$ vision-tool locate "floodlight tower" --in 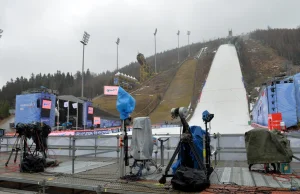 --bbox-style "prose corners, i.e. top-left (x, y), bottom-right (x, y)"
top-left (187, 31), bottom-right (191, 56)
top-left (177, 30), bottom-right (180, 63)
top-left (154, 28), bottom-right (157, 73)
top-left (80, 31), bottom-right (90, 98)
top-left (116, 38), bottom-right (120, 70)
